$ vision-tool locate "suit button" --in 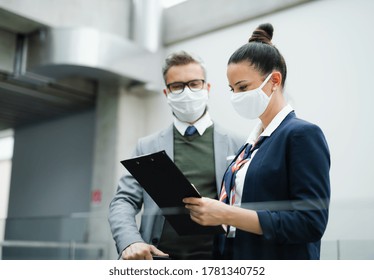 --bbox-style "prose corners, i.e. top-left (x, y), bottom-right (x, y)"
top-left (151, 238), bottom-right (158, 244)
